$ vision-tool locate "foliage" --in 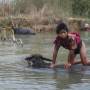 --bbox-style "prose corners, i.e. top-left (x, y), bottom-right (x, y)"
top-left (0, 0), bottom-right (89, 18)
top-left (72, 0), bottom-right (90, 18)
top-left (11, 0), bottom-right (90, 18)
